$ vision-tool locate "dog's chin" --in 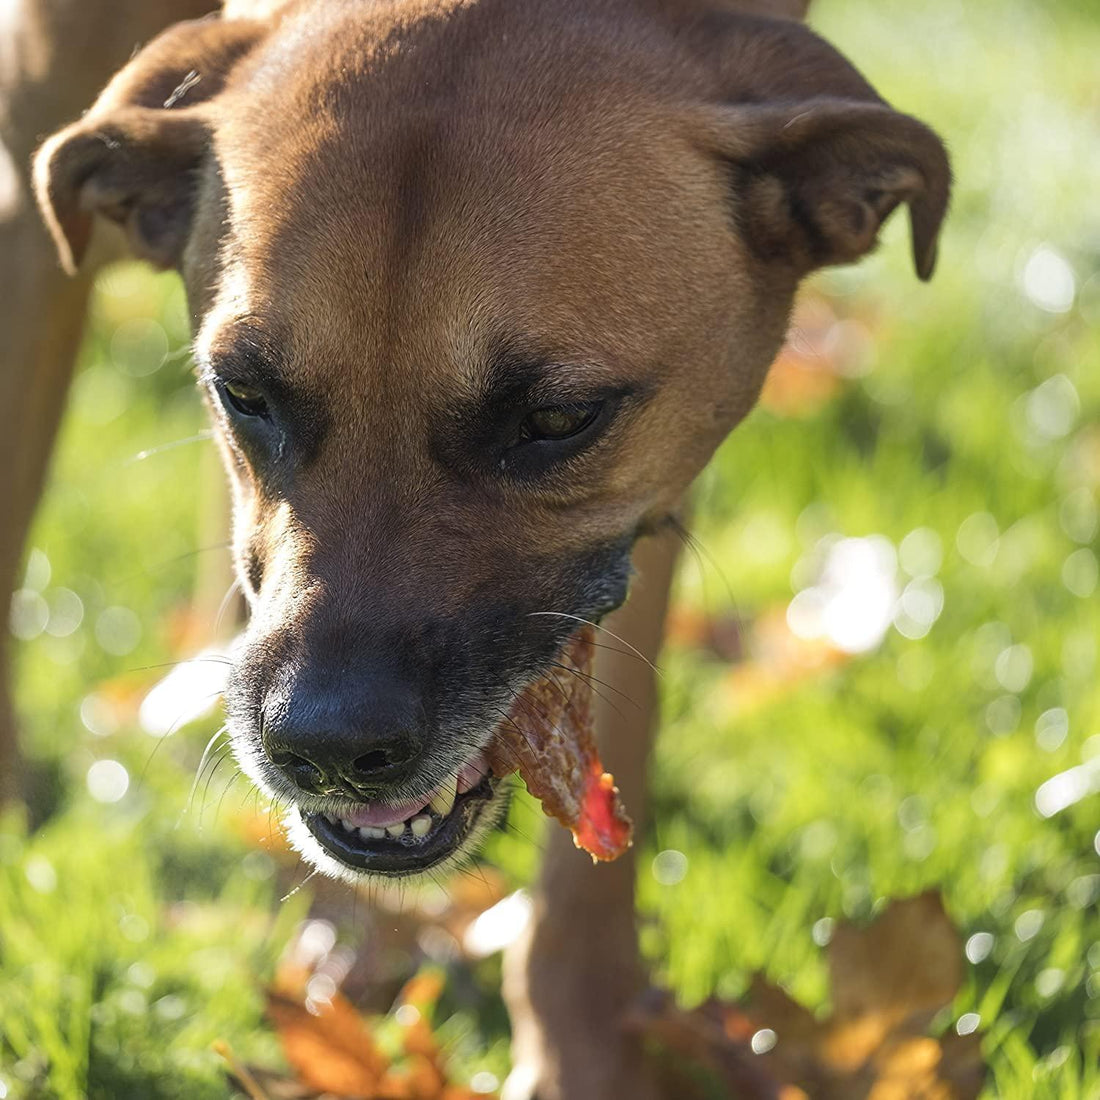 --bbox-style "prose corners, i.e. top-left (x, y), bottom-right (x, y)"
top-left (281, 775), bottom-right (511, 883)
